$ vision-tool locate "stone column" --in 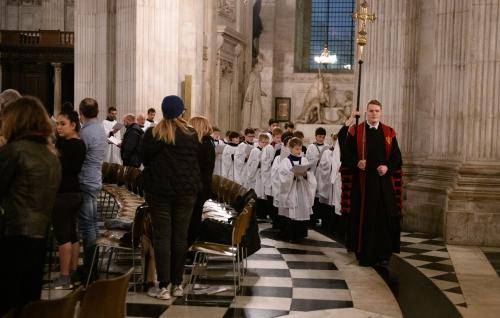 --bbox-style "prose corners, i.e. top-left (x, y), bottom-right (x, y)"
top-left (74, 0), bottom-right (115, 116)
top-left (51, 62), bottom-right (62, 115)
top-left (42, 0), bottom-right (65, 30)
